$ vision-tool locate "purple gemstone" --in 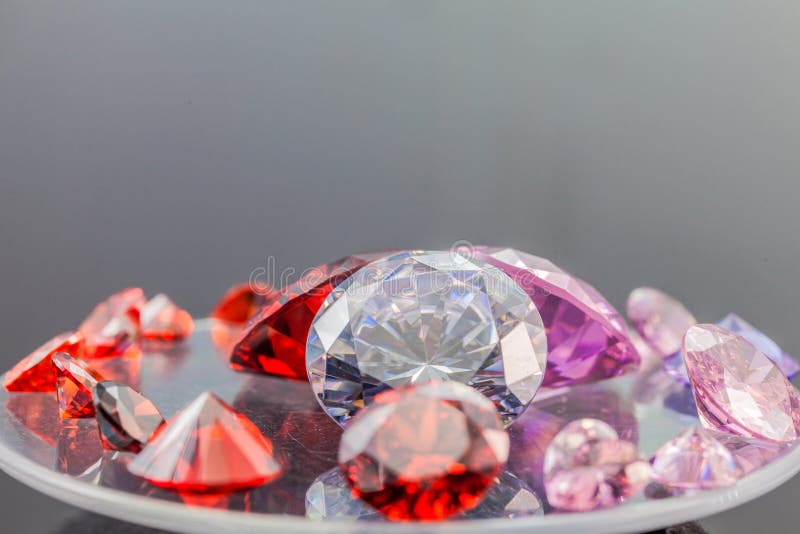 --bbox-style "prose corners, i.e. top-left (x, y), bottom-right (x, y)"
top-left (476, 247), bottom-right (639, 388)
